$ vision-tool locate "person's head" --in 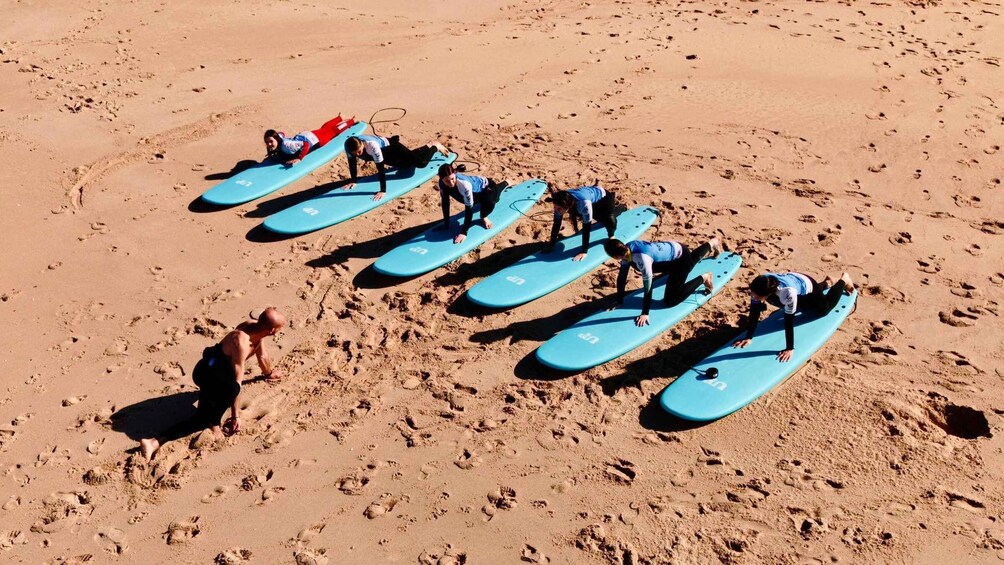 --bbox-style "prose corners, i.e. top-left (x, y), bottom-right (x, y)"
top-left (345, 137), bottom-right (364, 157)
top-left (256, 307), bottom-right (287, 336)
top-left (603, 239), bottom-right (629, 260)
top-left (438, 163), bottom-right (457, 188)
top-left (749, 275), bottom-right (778, 302)
top-left (264, 130), bottom-right (281, 154)
top-left (552, 190), bottom-right (573, 213)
